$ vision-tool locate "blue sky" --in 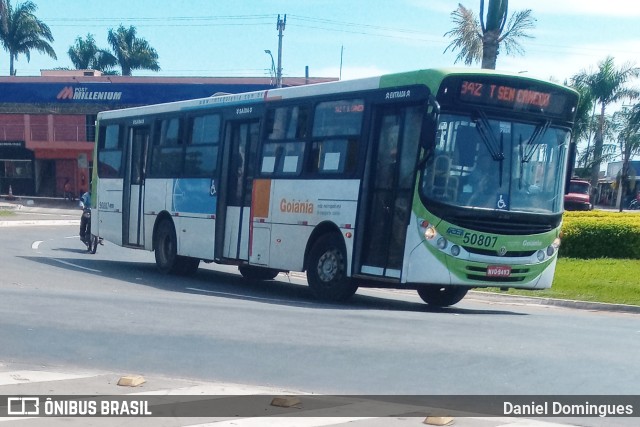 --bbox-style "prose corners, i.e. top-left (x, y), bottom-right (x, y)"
top-left (5, 0), bottom-right (640, 85)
